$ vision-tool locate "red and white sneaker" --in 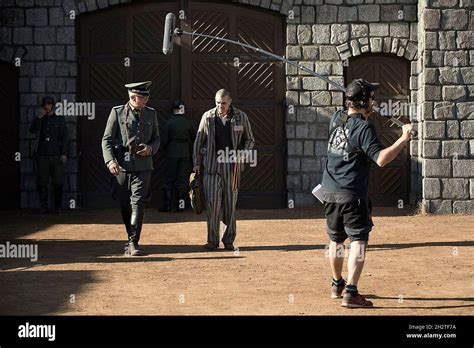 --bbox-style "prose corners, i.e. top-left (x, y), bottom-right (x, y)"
top-left (341, 291), bottom-right (373, 308)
